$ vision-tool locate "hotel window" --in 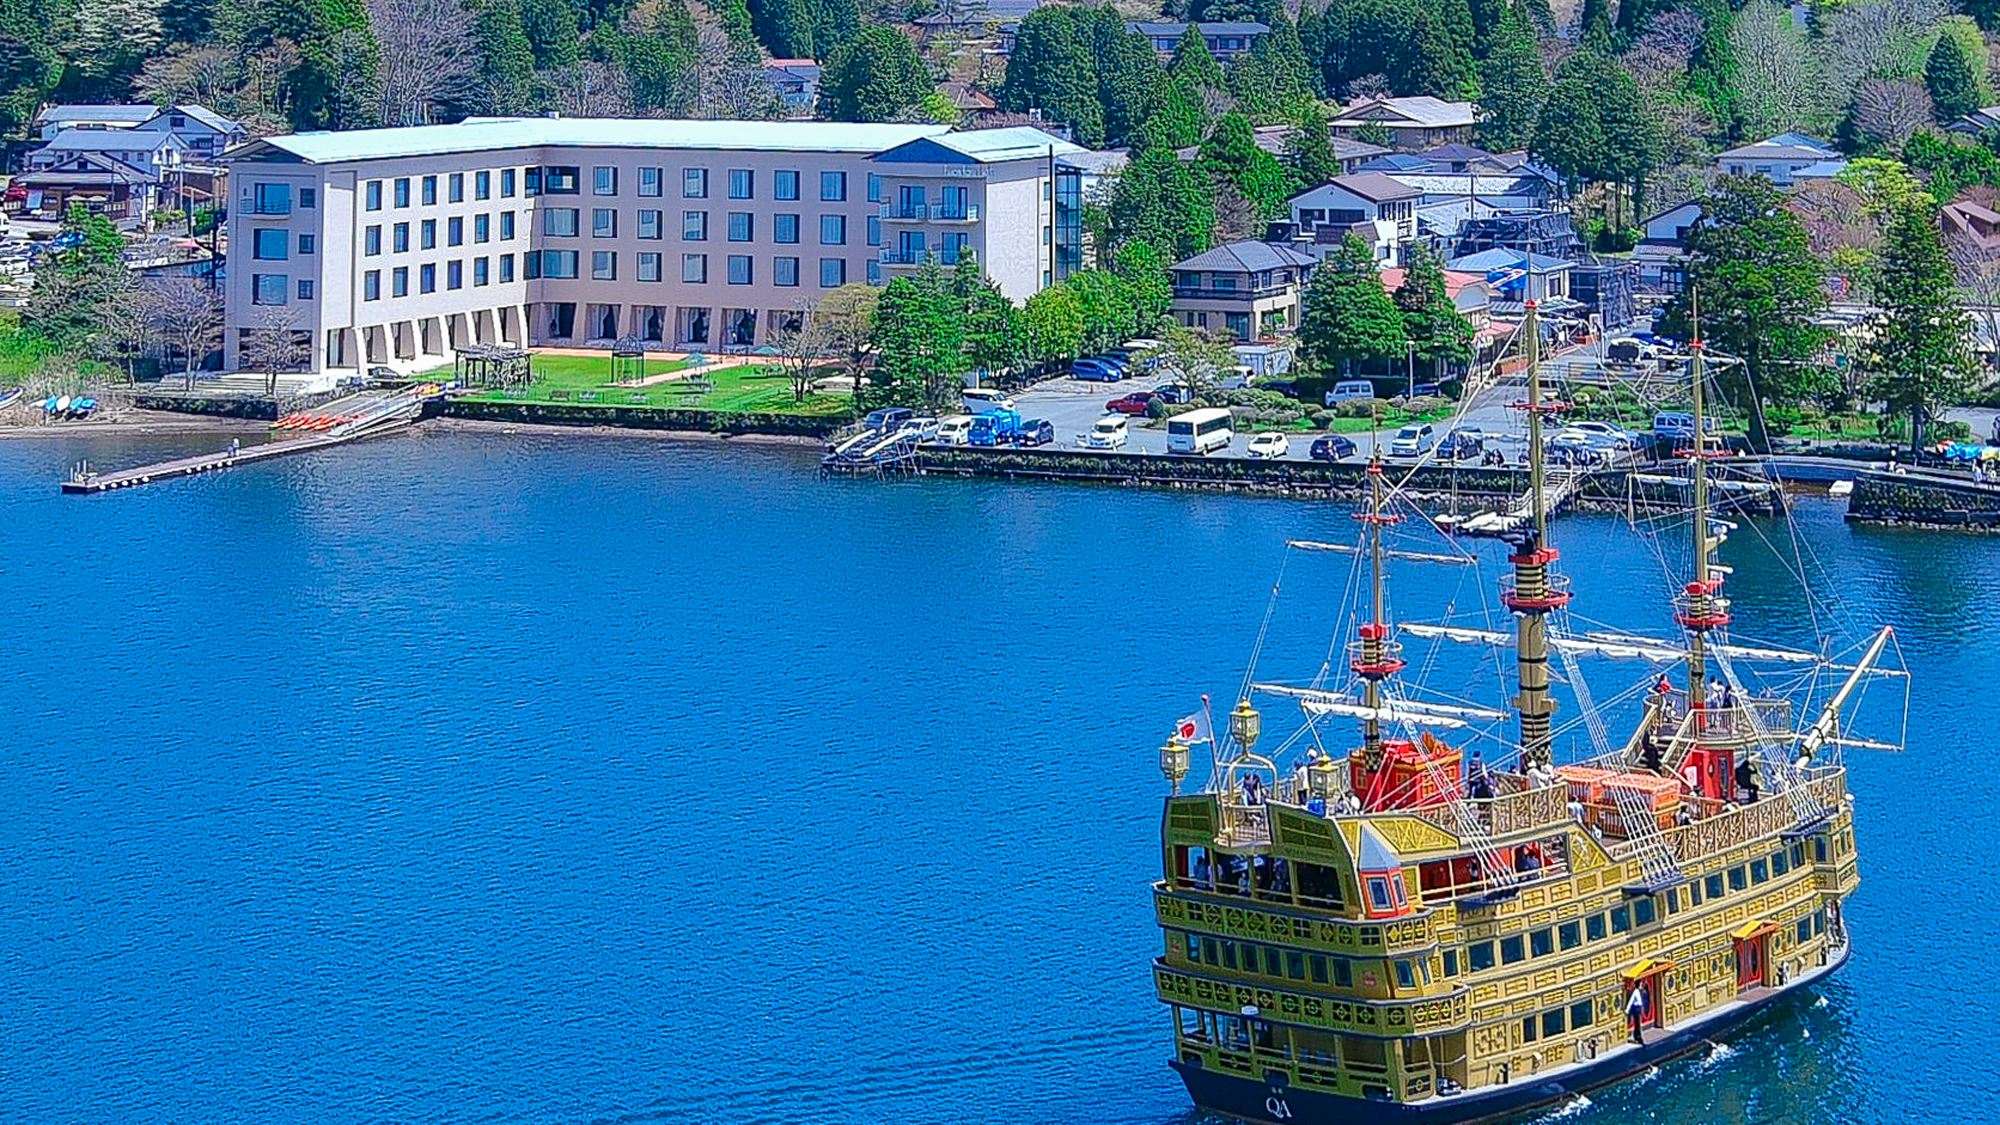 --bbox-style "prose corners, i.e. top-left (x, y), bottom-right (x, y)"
top-left (683, 253), bottom-right (707, 283)
top-left (363, 270), bottom-right (380, 300)
top-left (543, 250), bottom-right (578, 278)
top-left (252, 182), bottom-right (291, 213)
top-left (638, 251), bottom-right (662, 281)
top-left (867, 215), bottom-right (880, 247)
top-left (544, 208), bottom-right (579, 237)
top-left (866, 173), bottom-right (881, 202)
top-left (638, 210), bottom-right (662, 239)
top-left (501, 212), bottom-right (516, 240)
top-left (421, 219), bottom-right (436, 249)
top-left (421, 175), bottom-right (437, 205)
top-left (449, 173), bottom-right (464, 202)
top-left (392, 267), bottom-right (409, 296)
top-left (393, 223), bottom-right (410, 252)
top-left (544, 166), bottom-right (579, 193)
top-left (475, 170), bottom-right (491, 199)
top-left (594, 208), bottom-right (618, 237)
top-left (252, 228), bottom-right (287, 259)
top-left (473, 257), bottom-right (489, 286)
top-left (683, 168), bottom-right (708, 198)
top-left (447, 217), bottom-right (463, 246)
top-left (594, 166), bottom-right (617, 195)
top-left (728, 212), bottom-right (753, 241)
top-left (592, 250), bottom-right (617, 280)
top-left (638, 167), bottom-right (663, 197)
top-left (447, 260), bottom-right (463, 289)
top-left (729, 168), bottom-right (753, 199)
top-left (300, 187), bottom-right (316, 208)
top-left (684, 211), bottom-right (707, 240)
top-left (252, 274), bottom-right (287, 304)
top-left (819, 257), bottom-right (845, 287)
top-left (727, 254), bottom-right (751, 284)
top-left (394, 177), bottom-right (410, 206)
top-left (819, 214), bottom-right (845, 245)
top-left (501, 168), bottom-right (516, 197)
top-left (474, 214), bottom-right (489, 243)
top-left (419, 263), bottom-right (436, 292)
top-left (298, 233), bottom-right (315, 255)
top-left (820, 170), bottom-right (846, 201)
top-left (774, 213), bottom-right (799, 243)
top-left (525, 168), bottom-right (542, 196)
top-left (775, 169), bottom-right (800, 200)
top-left (774, 256), bottom-right (798, 286)
top-left (366, 180), bottom-right (383, 210)
top-left (499, 254), bottom-right (514, 282)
